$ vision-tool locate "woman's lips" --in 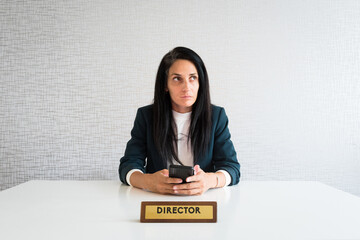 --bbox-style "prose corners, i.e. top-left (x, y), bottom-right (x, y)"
top-left (181, 96), bottom-right (192, 99)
